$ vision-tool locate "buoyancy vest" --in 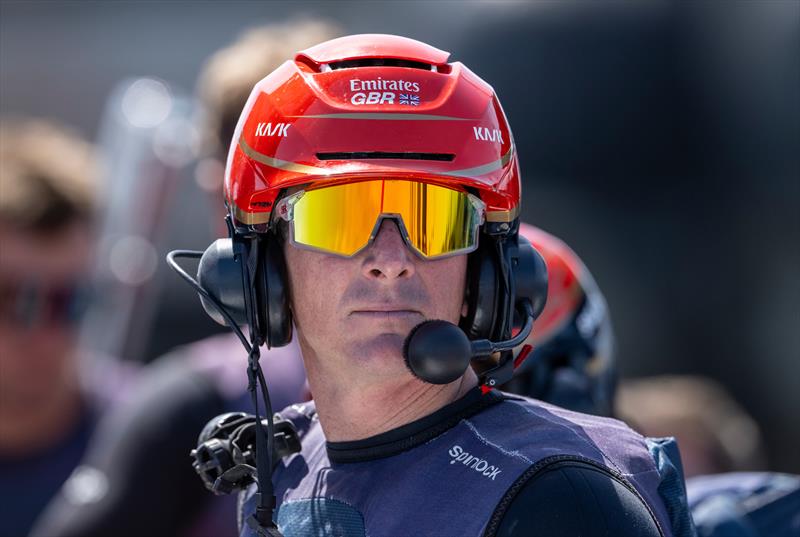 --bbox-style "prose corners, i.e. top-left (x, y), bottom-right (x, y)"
top-left (239, 389), bottom-right (682, 537)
